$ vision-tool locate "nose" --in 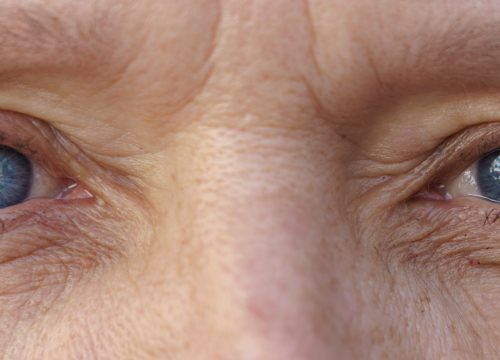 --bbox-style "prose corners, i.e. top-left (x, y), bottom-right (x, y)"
top-left (163, 0), bottom-right (363, 354)
top-left (230, 195), bottom-right (359, 360)
top-left (181, 120), bottom-right (360, 360)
